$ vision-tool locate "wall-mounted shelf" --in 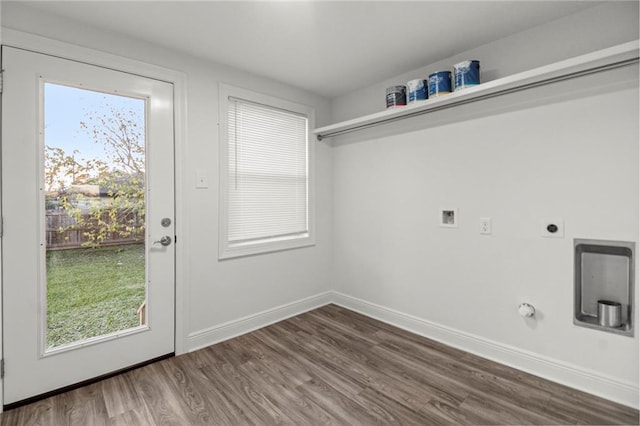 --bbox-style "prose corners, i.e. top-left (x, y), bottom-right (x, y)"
top-left (314, 40), bottom-right (639, 141)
